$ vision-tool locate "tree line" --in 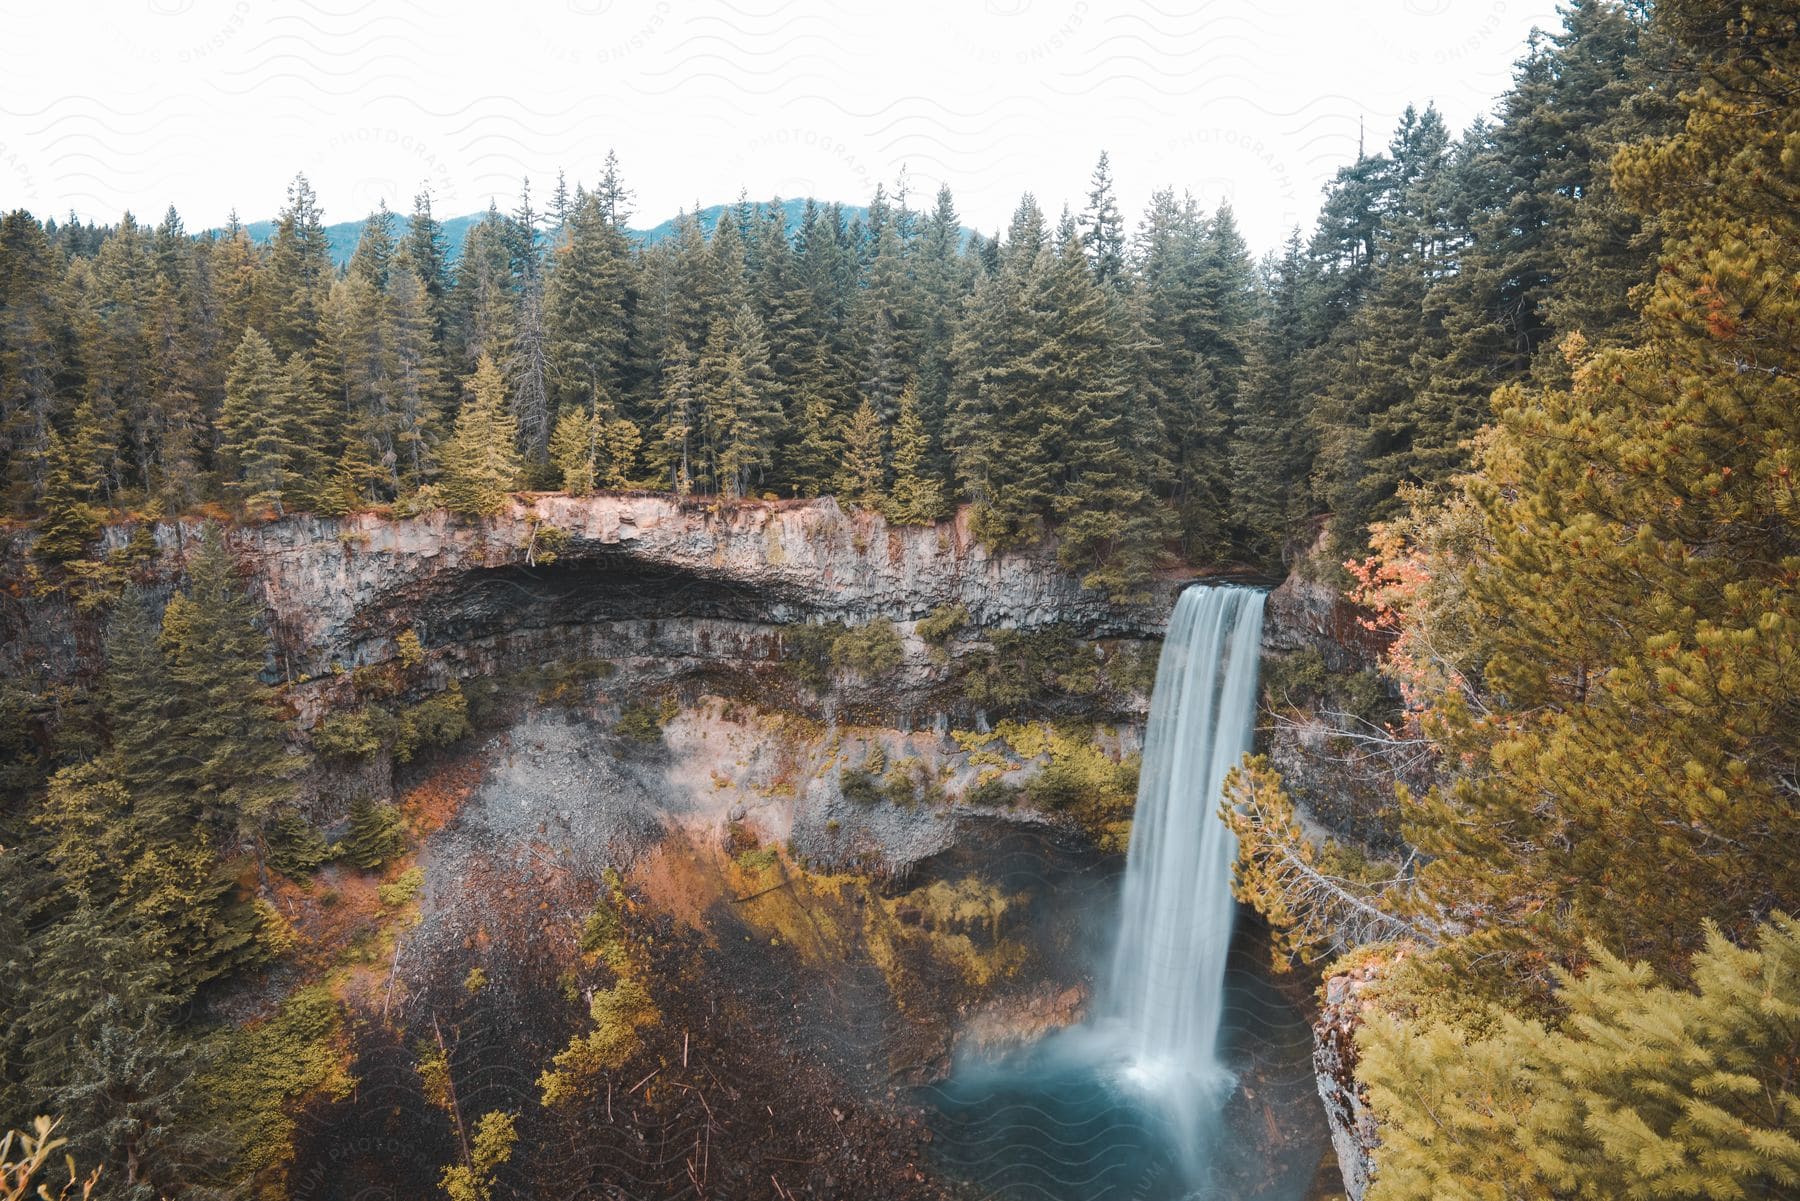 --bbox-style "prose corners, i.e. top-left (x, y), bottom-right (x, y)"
top-left (4, 0), bottom-right (1675, 596)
